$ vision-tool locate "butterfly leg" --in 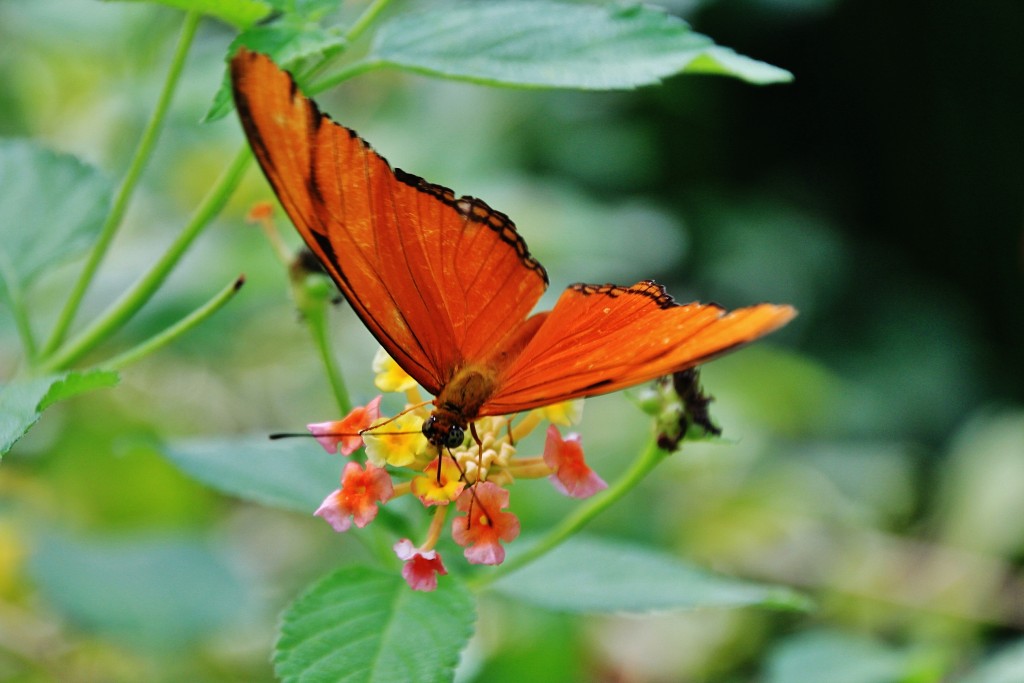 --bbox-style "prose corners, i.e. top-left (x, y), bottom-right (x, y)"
top-left (470, 422), bottom-right (485, 483)
top-left (443, 445), bottom-right (489, 530)
top-left (470, 422), bottom-right (484, 448)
